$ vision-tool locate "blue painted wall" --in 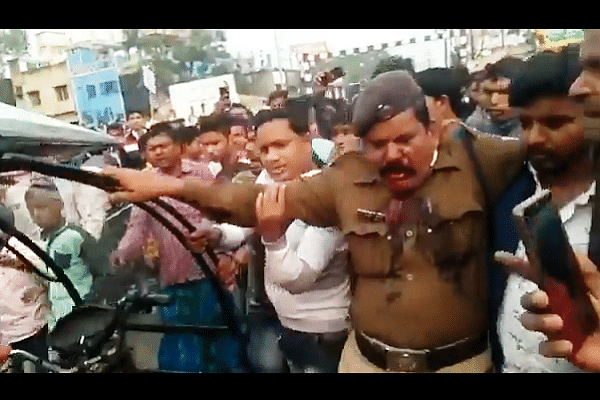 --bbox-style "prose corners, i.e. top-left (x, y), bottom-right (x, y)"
top-left (68, 48), bottom-right (126, 129)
